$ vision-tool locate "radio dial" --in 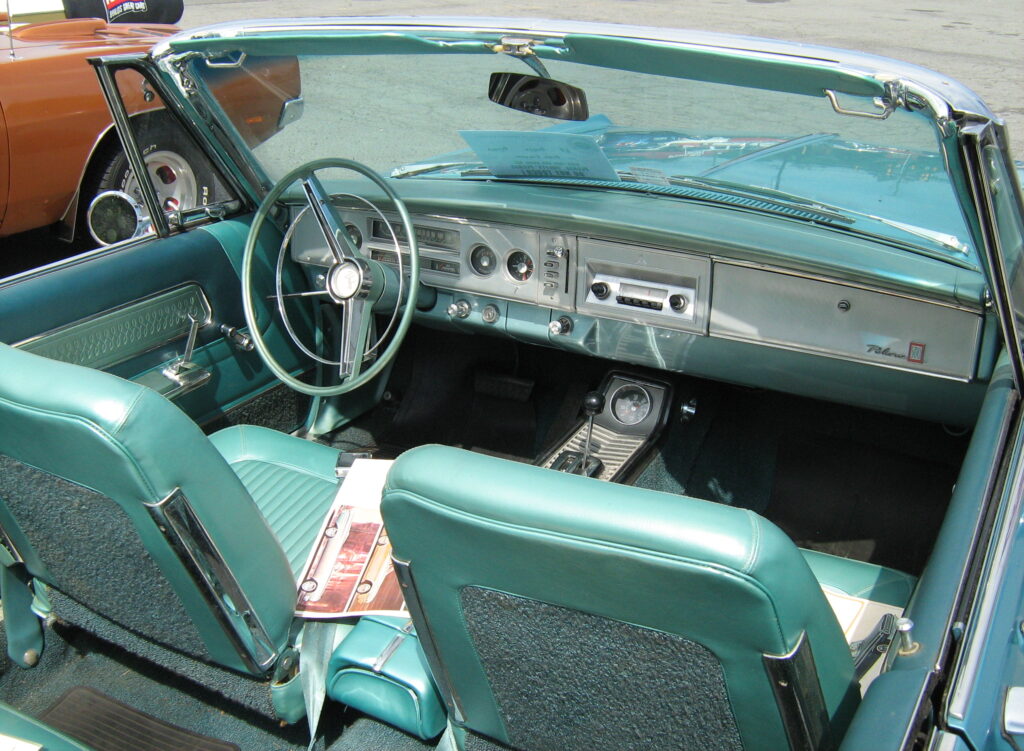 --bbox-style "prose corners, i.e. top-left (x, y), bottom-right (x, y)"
top-left (591, 281), bottom-right (611, 300)
top-left (669, 294), bottom-right (689, 312)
